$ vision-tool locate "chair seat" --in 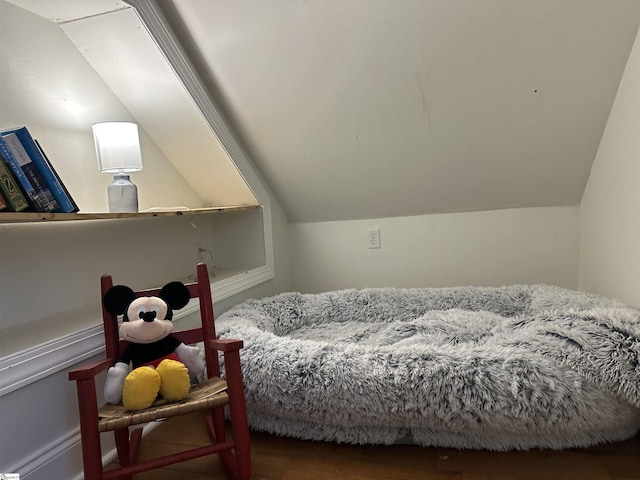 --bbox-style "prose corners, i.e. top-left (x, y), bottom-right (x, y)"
top-left (98, 376), bottom-right (229, 432)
